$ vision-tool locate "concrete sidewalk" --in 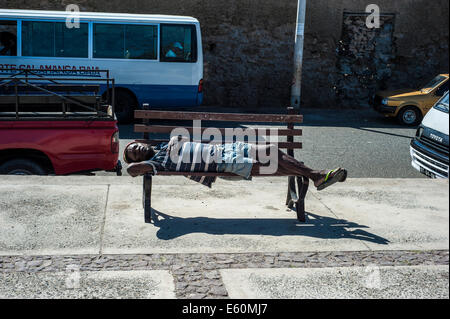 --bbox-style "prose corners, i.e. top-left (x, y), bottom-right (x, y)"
top-left (1, 176), bottom-right (448, 255)
top-left (0, 176), bottom-right (448, 299)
